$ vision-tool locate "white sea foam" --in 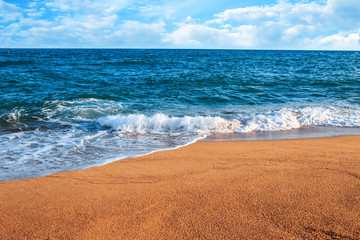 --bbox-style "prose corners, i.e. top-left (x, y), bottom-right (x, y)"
top-left (0, 126), bottom-right (204, 181)
top-left (97, 113), bottom-right (241, 134)
top-left (43, 98), bottom-right (123, 120)
top-left (97, 106), bottom-right (360, 134)
top-left (297, 106), bottom-right (360, 127)
top-left (3, 109), bottom-right (24, 124)
top-left (236, 109), bottom-right (300, 133)
top-left (1, 105), bottom-right (360, 182)
top-left (237, 106), bottom-right (360, 132)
